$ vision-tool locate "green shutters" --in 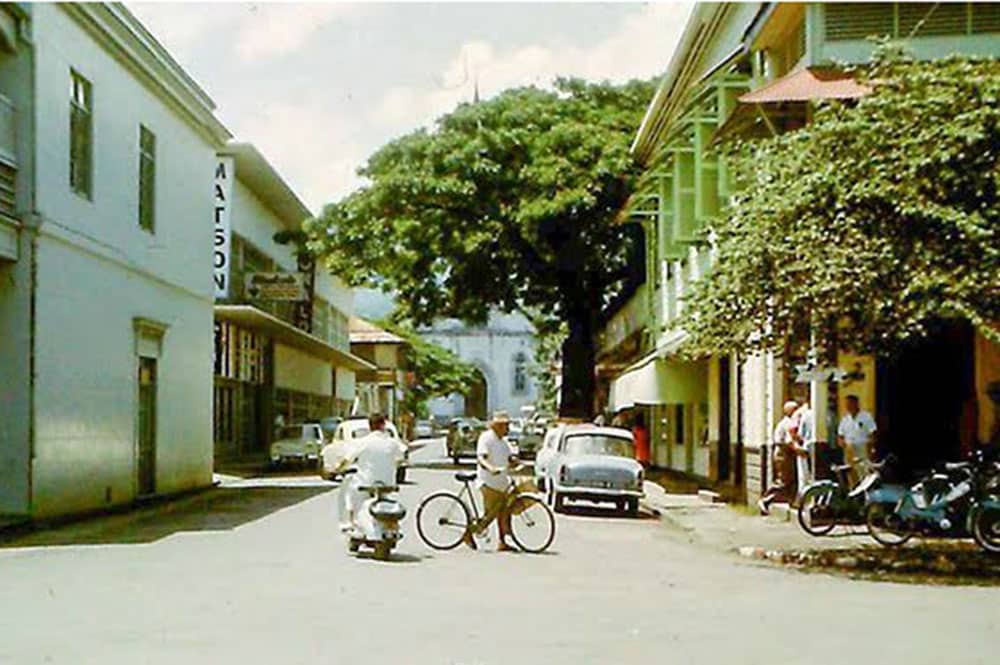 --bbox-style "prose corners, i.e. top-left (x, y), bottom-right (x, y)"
top-left (69, 70), bottom-right (93, 199)
top-left (139, 125), bottom-right (156, 233)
